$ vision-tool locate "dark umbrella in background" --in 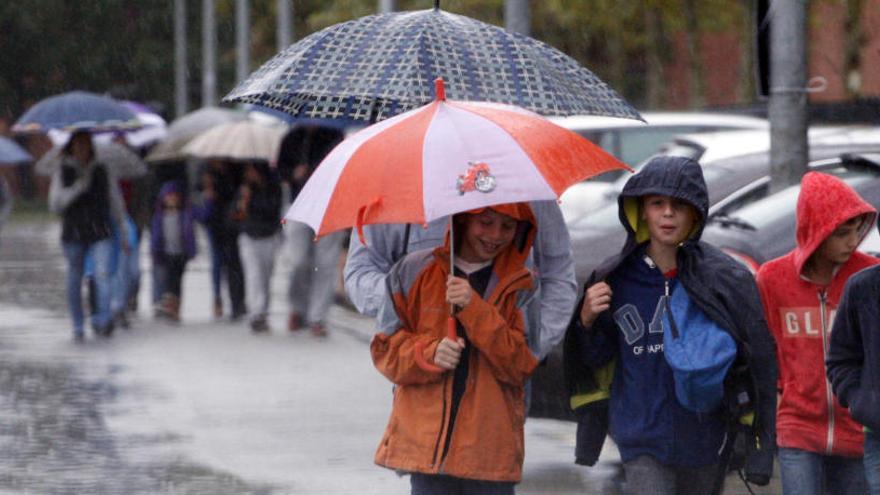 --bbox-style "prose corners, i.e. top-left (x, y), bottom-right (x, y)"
top-left (11, 91), bottom-right (141, 134)
top-left (224, 3), bottom-right (641, 123)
